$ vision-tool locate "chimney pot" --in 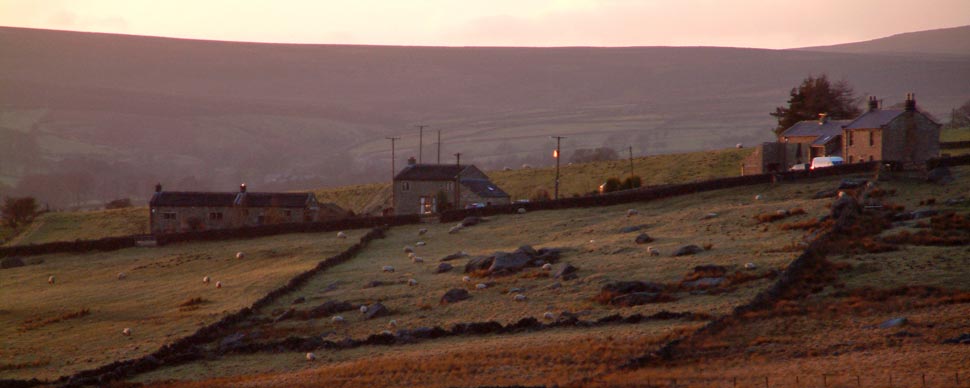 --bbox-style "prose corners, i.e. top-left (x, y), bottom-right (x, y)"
top-left (867, 95), bottom-right (879, 112)
top-left (407, 157), bottom-right (417, 166)
top-left (155, 183), bottom-right (162, 193)
top-left (818, 113), bottom-right (828, 124)
top-left (905, 92), bottom-right (916, 111)
top-left (240, 183), bottom-right (247, 193)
